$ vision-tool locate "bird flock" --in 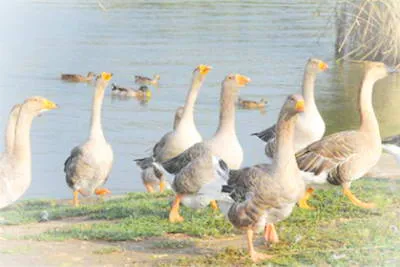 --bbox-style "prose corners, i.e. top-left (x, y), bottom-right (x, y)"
top-left (0, 59), bottom-right (399, 262)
